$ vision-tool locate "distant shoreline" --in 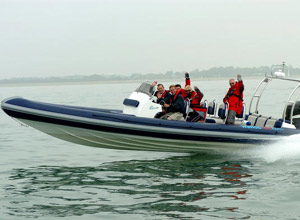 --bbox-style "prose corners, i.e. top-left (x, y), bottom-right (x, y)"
top-left (2, 65), bottom-right (300, 87)
top-left (0, 76), bottom-right (265, 87)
